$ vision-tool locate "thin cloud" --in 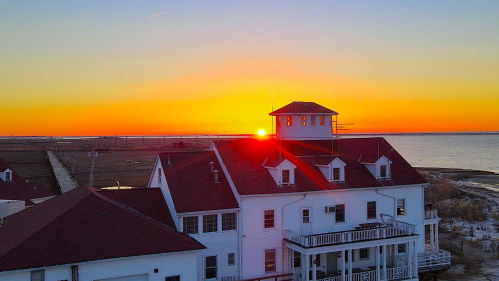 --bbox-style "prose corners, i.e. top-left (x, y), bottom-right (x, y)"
top-left (148, 12), bottom-right (166, 19)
